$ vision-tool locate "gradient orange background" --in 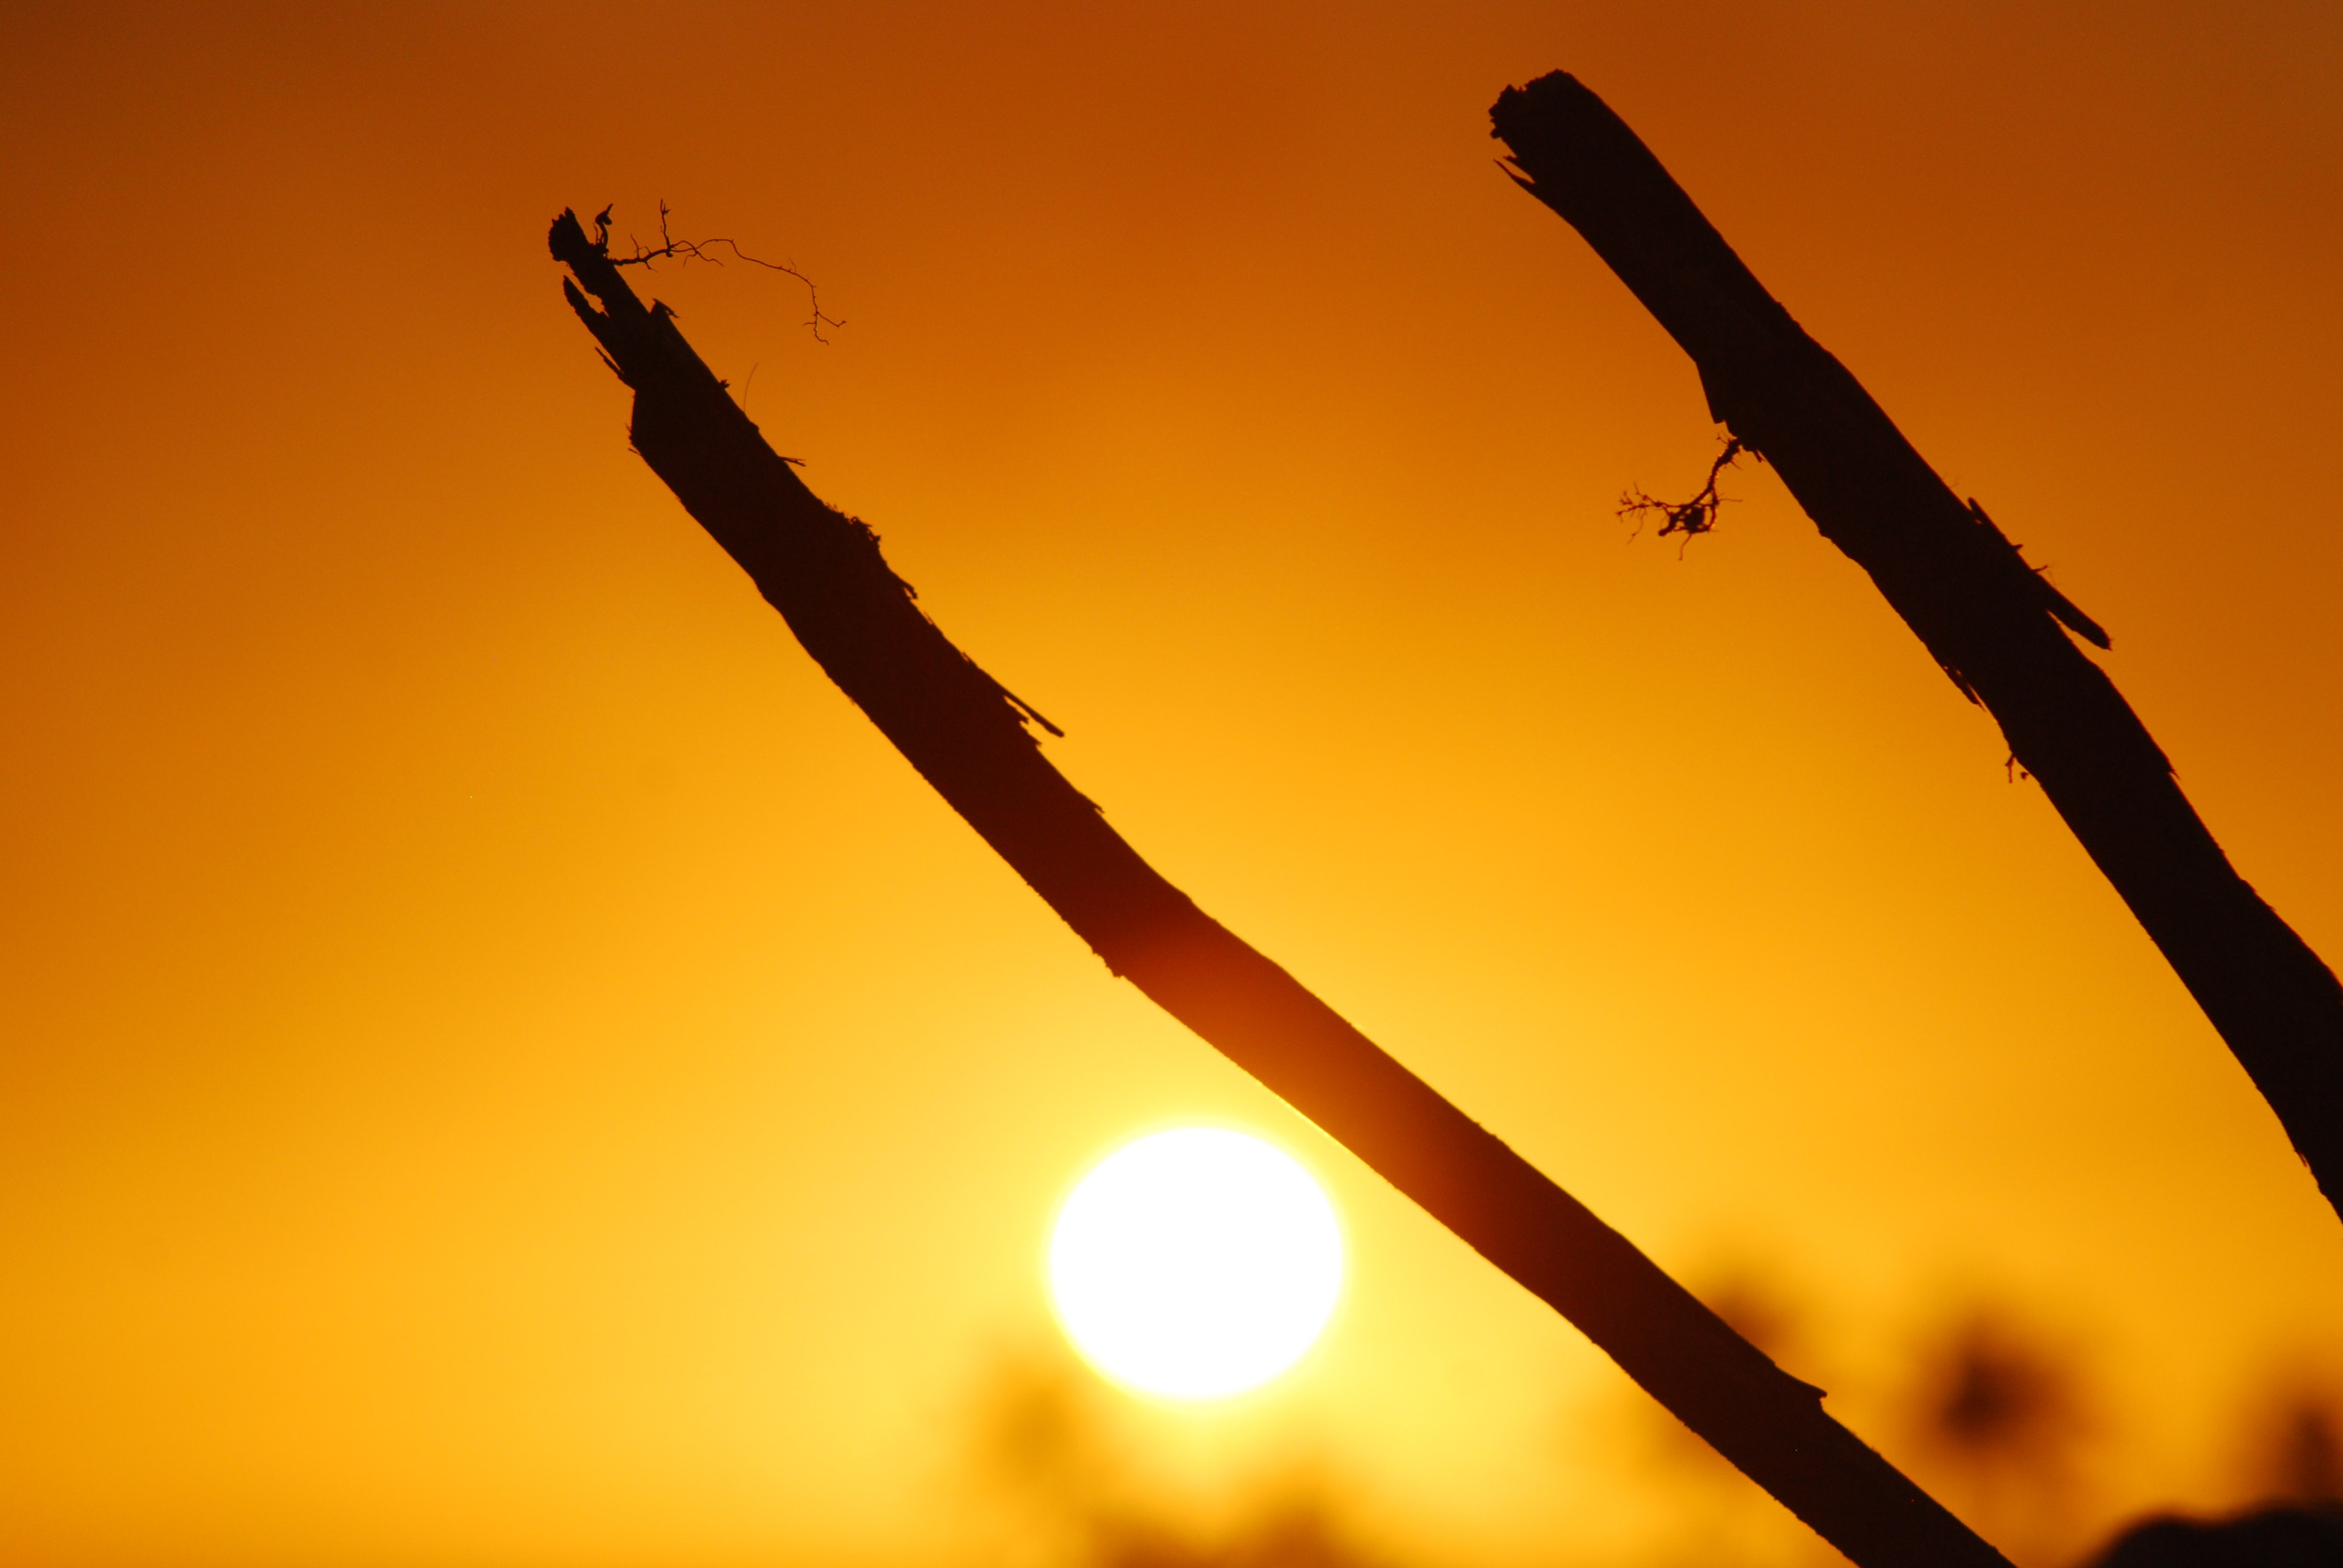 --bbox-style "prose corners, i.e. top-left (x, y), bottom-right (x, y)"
top-left (4, 4), bottom-right (2340, 1566)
